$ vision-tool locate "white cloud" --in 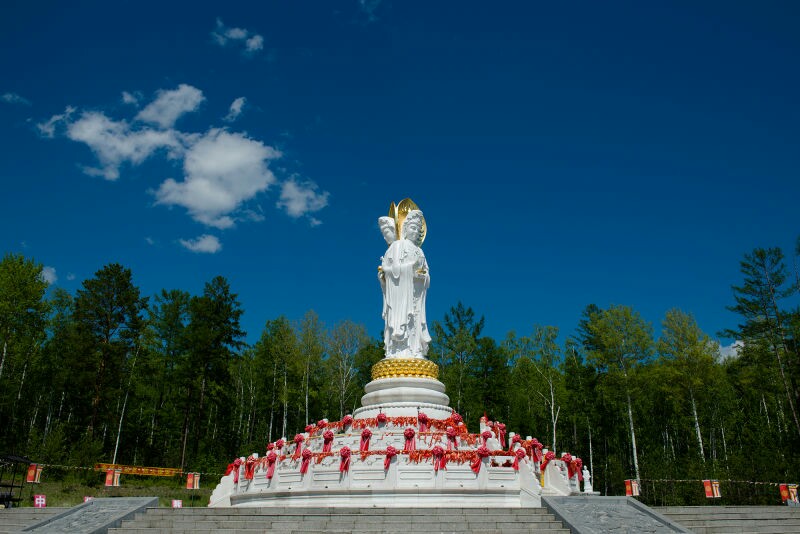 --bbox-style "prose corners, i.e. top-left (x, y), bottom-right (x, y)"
top-left (66, 273), bottom-right (76, 281)
top-left (145, 236), bottom-right (155, 245)
top-left (718, 340), bottom-right (743, 361)
top-left (2, 92), bottom-right (31, 106)
top-left (121, 91), bottom-right (140, 106)
top-left (223, 97), bottom-right (246, 122)
top-left (66, 111), bottom-right (184, 180)
top-left (154, 128), bottom-right (281, 228)
top-left (358, 0), bottom-right (383, 22)
top-left (246, 35), bottom-right (264, 52)
top-left (212, 18), bottom-right (264, 55)
top-left (135, 84), bottom-right (205, 129)
top-left (278, 178), bottom-right (329, 218)
top-left (41, 266), bottom-right (57, 285)
top-left (37, 106), bottom-right (75, 138)
top-left (179, 234), bottom-right (222, 253)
